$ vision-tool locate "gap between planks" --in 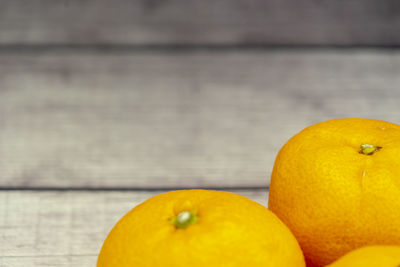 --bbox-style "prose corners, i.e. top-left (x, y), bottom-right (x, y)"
top-left (0, 186), bottom-right (268, 191)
